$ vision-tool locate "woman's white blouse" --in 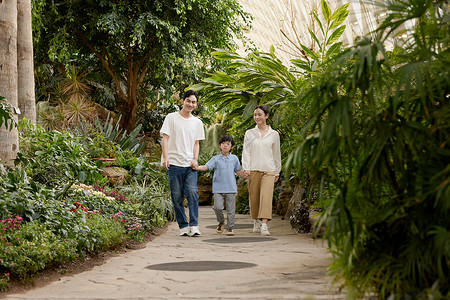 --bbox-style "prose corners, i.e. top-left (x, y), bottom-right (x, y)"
top-left (242, 126), bottom-right (281, 176)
